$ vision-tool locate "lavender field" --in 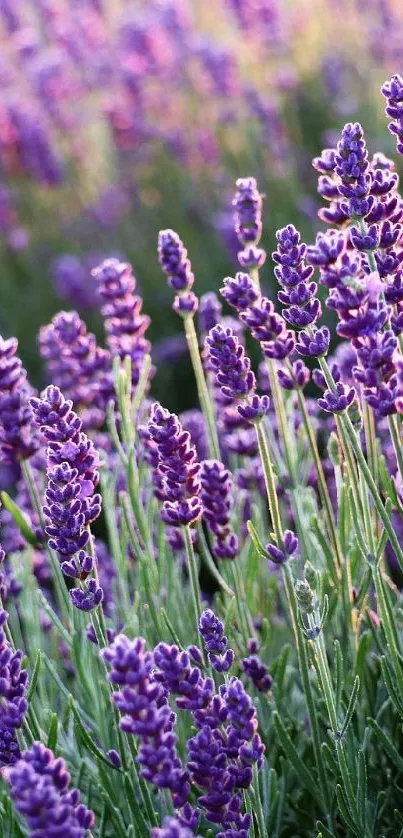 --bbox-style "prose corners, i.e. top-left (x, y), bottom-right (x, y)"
top-left (1, 1), bottom-right (403, 837)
